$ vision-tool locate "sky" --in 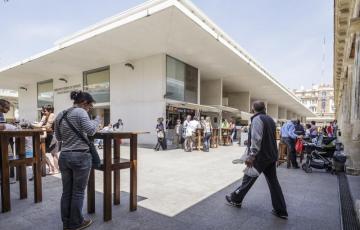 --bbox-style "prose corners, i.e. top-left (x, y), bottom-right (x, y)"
top-left (0, 0), bottom-right (333, 90)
